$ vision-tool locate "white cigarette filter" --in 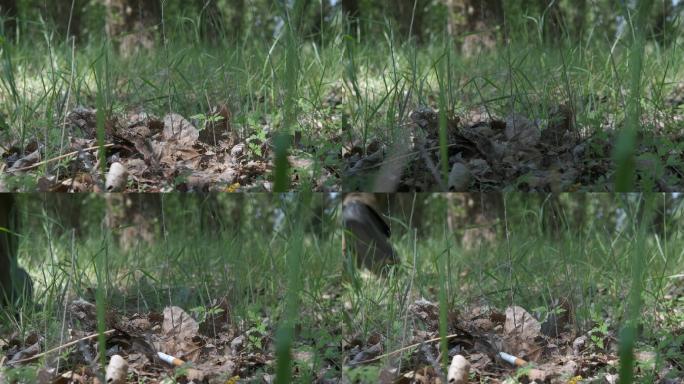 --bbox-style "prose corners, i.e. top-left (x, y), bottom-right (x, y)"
top-left (157, 351), bottom-right (185, 367)
top-left (499, 351), bottom-right (527, 367)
